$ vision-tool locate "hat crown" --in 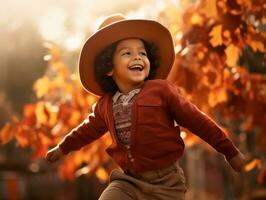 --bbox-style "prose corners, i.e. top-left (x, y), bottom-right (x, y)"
top-left (99, 14), bottom-right (126, 29)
